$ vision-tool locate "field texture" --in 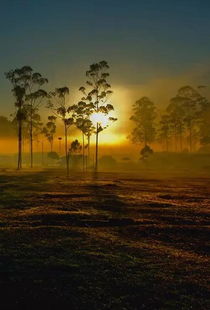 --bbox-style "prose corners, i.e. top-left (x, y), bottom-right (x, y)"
top-left (0, 170), bottom-right (209, 309)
